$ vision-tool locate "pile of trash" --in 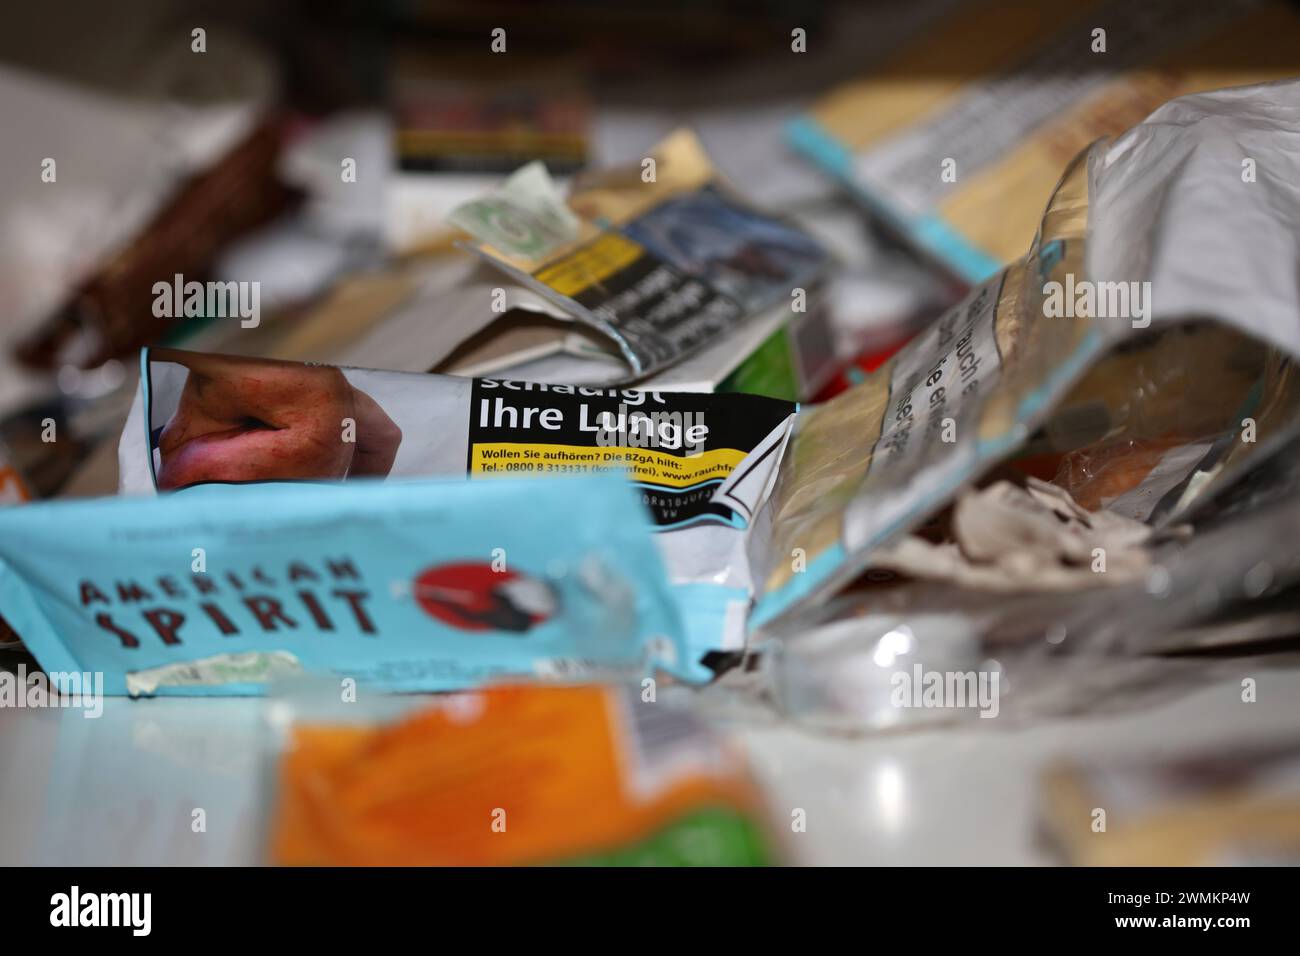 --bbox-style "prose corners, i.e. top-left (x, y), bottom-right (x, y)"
top-left (2, 1), bottom-right (1300, 865)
